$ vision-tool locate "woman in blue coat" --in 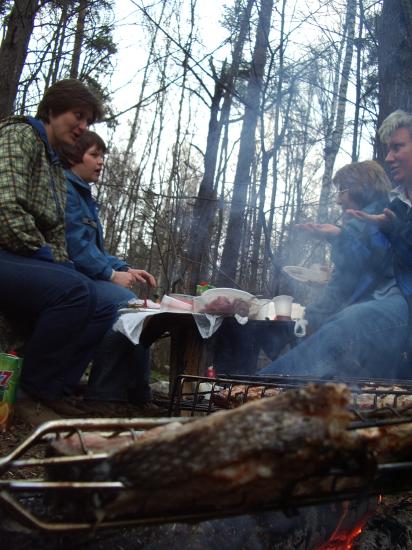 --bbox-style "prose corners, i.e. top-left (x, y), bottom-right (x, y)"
top-left (62, 131), bottom-right (156, 410)
top-left (260, 160), bottom-right (410, 379)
